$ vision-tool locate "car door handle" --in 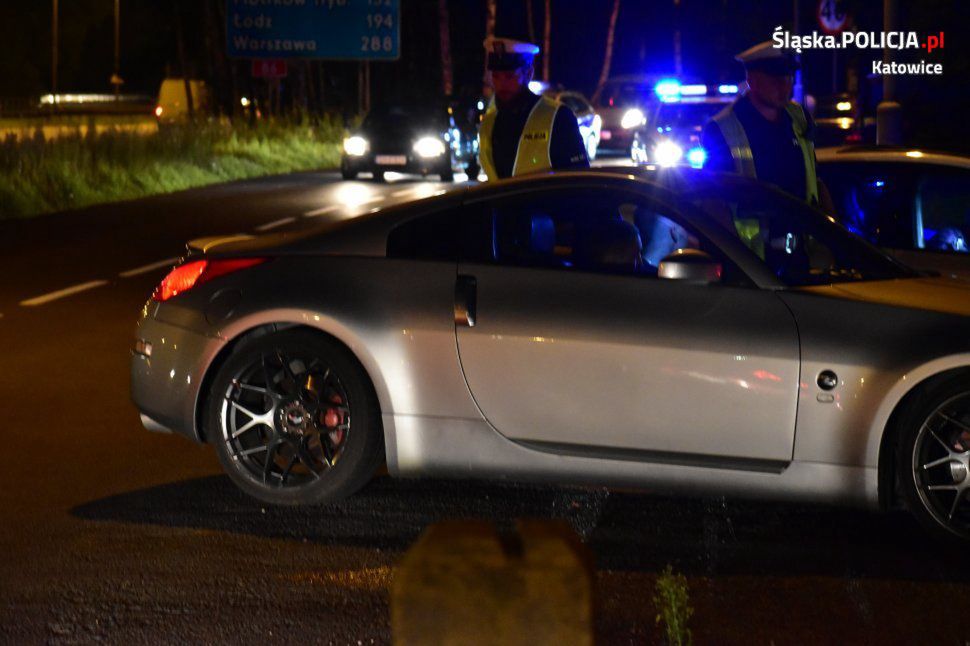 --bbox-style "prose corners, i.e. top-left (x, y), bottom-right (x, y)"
top-left (455, 275), bottom-right (477, 327)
